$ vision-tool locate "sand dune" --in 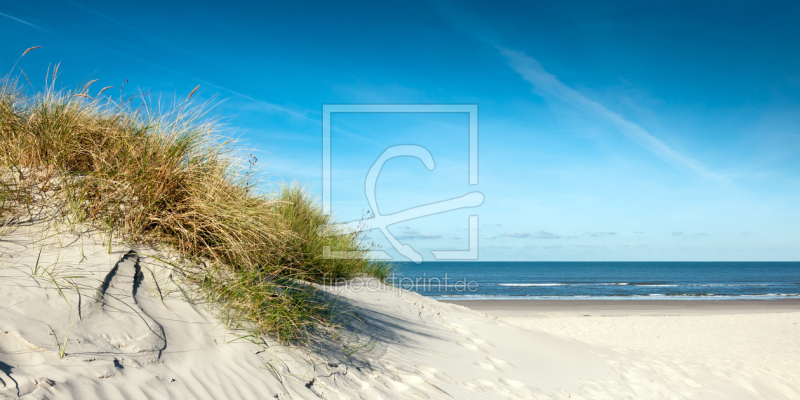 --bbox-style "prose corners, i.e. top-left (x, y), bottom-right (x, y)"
top-left (1, 224), bottom-right (798, 399)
